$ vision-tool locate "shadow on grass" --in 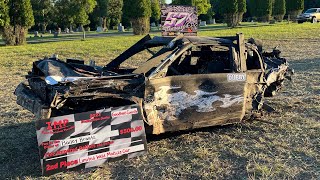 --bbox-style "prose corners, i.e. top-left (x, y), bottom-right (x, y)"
top-left (0, 122), bottom-right (42, 179)
top-left (109, 122), bottom-right (268, 179)
top-left (26, 31), bottom-right (133, 44)
top-left (0, 23), bottom-right (276, 46)
top-left (290, 58), bottom-right (320, 72)
top-left (146, 122), bottom-right (267, 143)
top-left (0, 31), bottom-right (134, 46)
top-left (0, 120), bottom-right (259, 179)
